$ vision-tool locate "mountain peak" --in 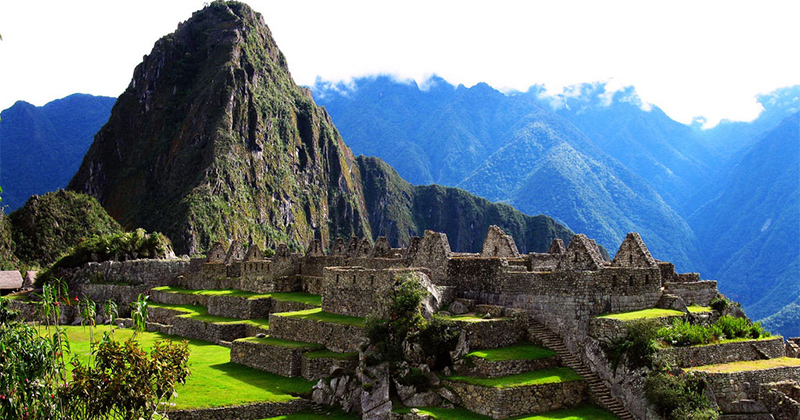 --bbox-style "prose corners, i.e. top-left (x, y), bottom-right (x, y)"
top-left (69, 1), bottom-right (371, 254)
